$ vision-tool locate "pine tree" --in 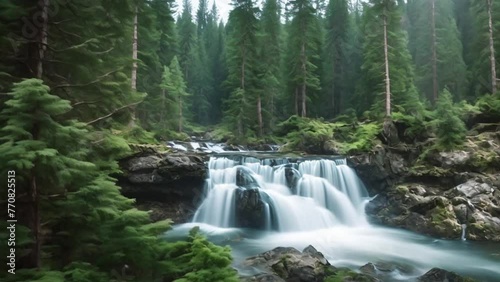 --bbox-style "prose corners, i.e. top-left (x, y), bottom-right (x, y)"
top-left (469, 0), bottom-right (500, 96)
top-left (164, 57), bottom-right (190, 133)
top-left (286, 0), bottom-right (322, 117)
top-left (435, 89), bottom-right (467, 149)
top-left (224, 0), bottom-right (260, 137)
top-left (359, 0), bottom-right (422, 117)
top-left (259, 0), bottom-right (283, 133)
top-left (409, 0), bottom-right (467, 103)
top-left (324, 0), bottom-right (350, 117)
